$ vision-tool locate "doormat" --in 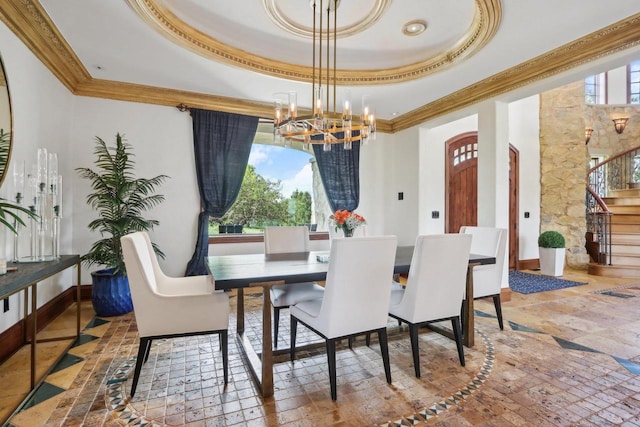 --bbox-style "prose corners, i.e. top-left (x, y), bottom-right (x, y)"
top-left (509, 271), bottom-right (586, 294)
